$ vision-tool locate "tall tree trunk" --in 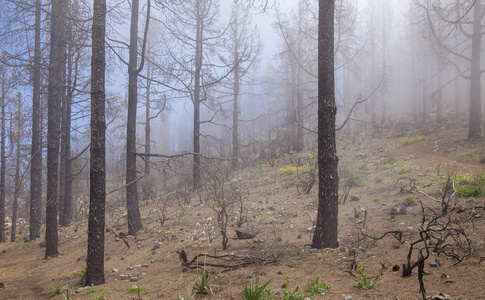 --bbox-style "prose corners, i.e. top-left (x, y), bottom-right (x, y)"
top-left (11, 95), bottom-right (21, 242)
top-left (30, 0), bottom-right (43, 241)
top-left (143, 62), bottom-right (151, 200)
top-left (45, 0), bottom-right (67, 258)
top-left (468, 0), bottom-right (482, 139)
top-left (0, 81), bottom-right (6, 243)
top-left (232, 30), bottom-right (240, 170)
top-left (126, 0), bottom-right (145, 234)
top-left (86, 0), bottom-right (106, 286)
top-left (312, 0), bottom-right (339, 249)
top-left (193, 0), bottom-right (202, 188)
top-left (60, 40), bottom-right (74, 227)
